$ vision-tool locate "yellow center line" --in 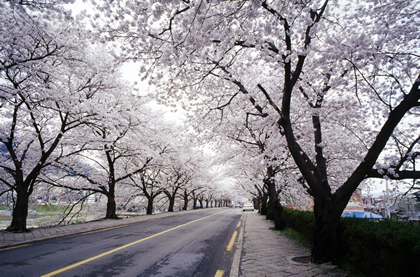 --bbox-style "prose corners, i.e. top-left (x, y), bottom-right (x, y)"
top-left (41, 210), bottom-right (228, 277)
top-left (236, 221), bottom-right (241, 228)
top-left (81, 225), bottom-right (129, 235)
top-left (215, 269), bottom-right (225, 277)
top-left (0, 244), bottom-right (32, 251)
top-left (226, 231), bottom-right (238, 251)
